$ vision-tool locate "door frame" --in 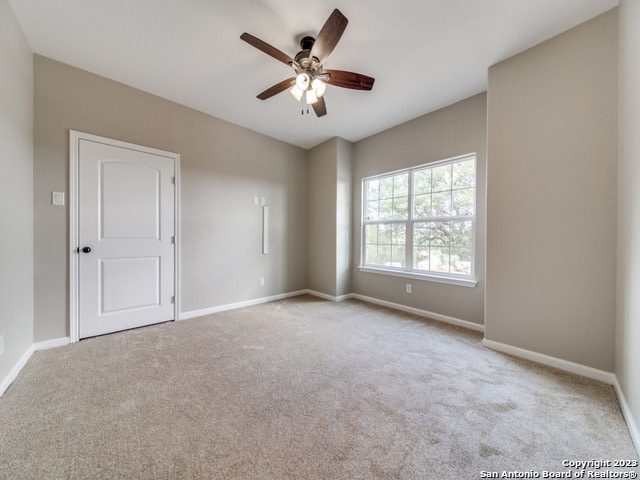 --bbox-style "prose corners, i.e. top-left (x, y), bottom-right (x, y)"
top-left (69, 130), bottom-right (181, 342)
